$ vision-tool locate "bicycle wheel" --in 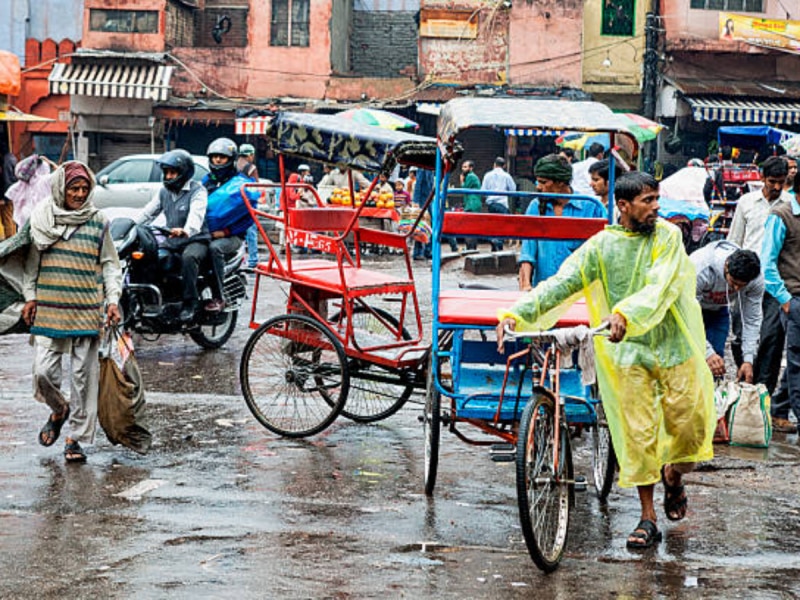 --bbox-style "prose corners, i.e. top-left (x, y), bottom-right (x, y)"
top-left (592, 400), bottom-right (617, 500)
top-left (240, 314), bottom-right (349, 438)
top-left (516, 393), bottom-right (572, 573)
top-left (329, 306), bottom-right (413, 422)
top-left (423, 353), bottom-right (441, 496)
